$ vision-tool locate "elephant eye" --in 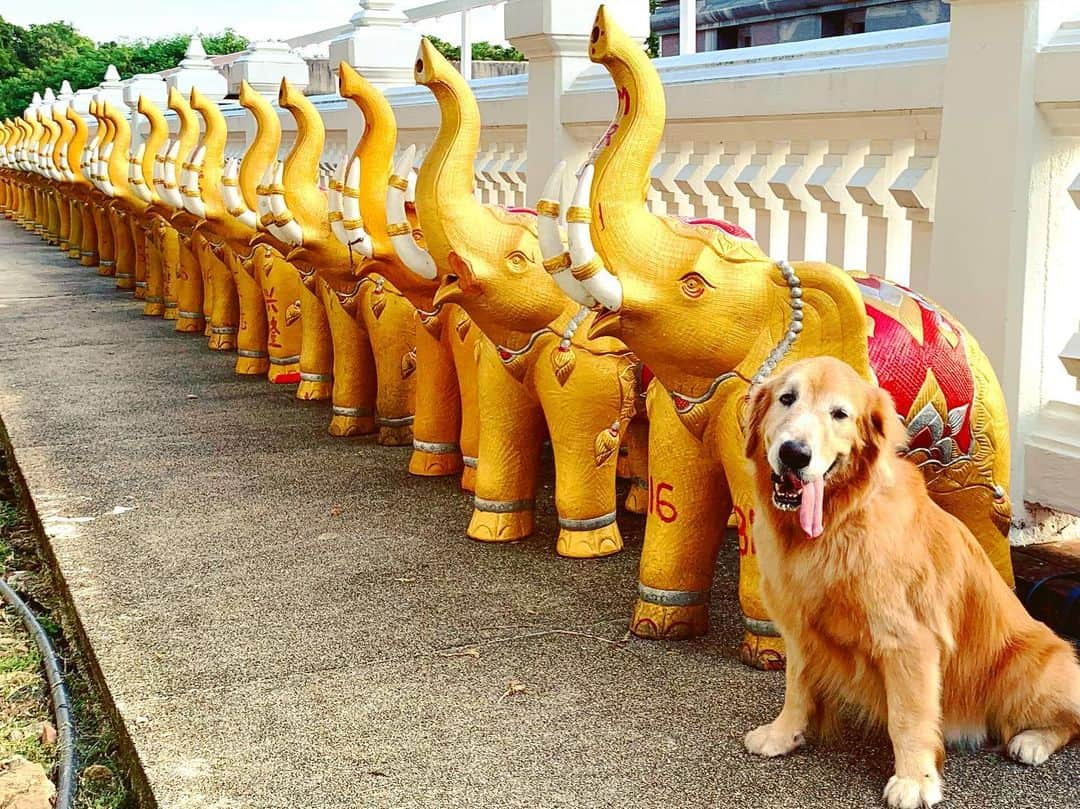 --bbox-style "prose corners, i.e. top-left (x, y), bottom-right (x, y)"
top-left (680, 272), bottom-right (710, 299)
top-left (506, 250), bottom-right (530, 273)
